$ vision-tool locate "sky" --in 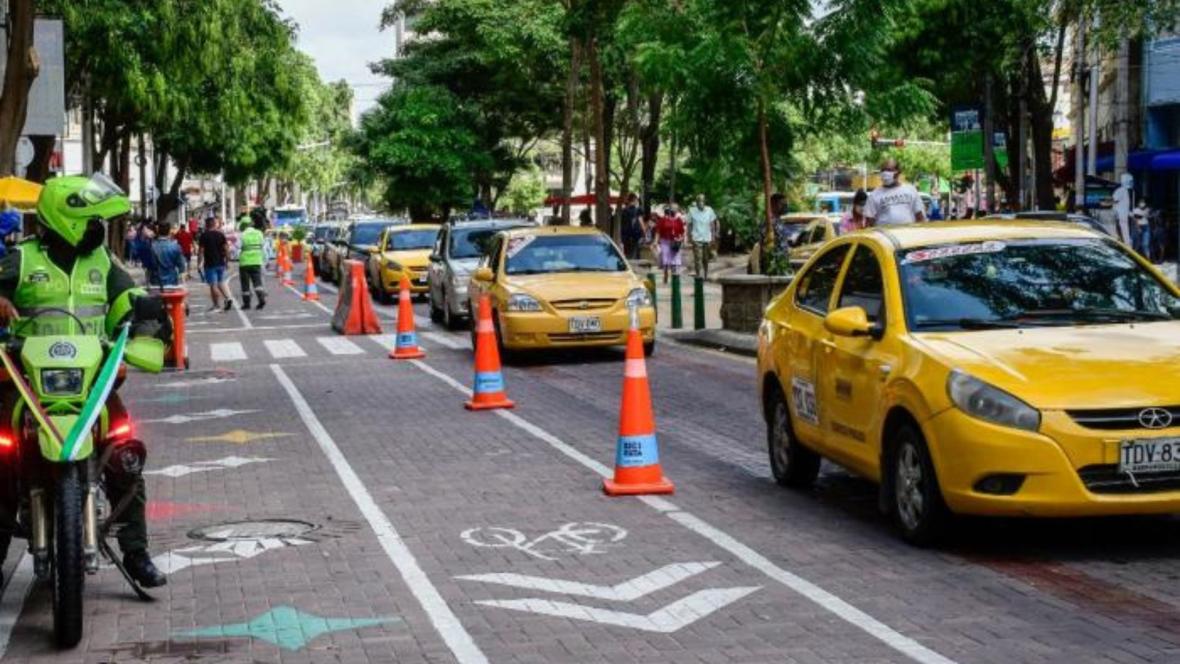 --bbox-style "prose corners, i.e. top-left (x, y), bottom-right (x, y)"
top-left (277, 0), bottom-right (393, 123)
